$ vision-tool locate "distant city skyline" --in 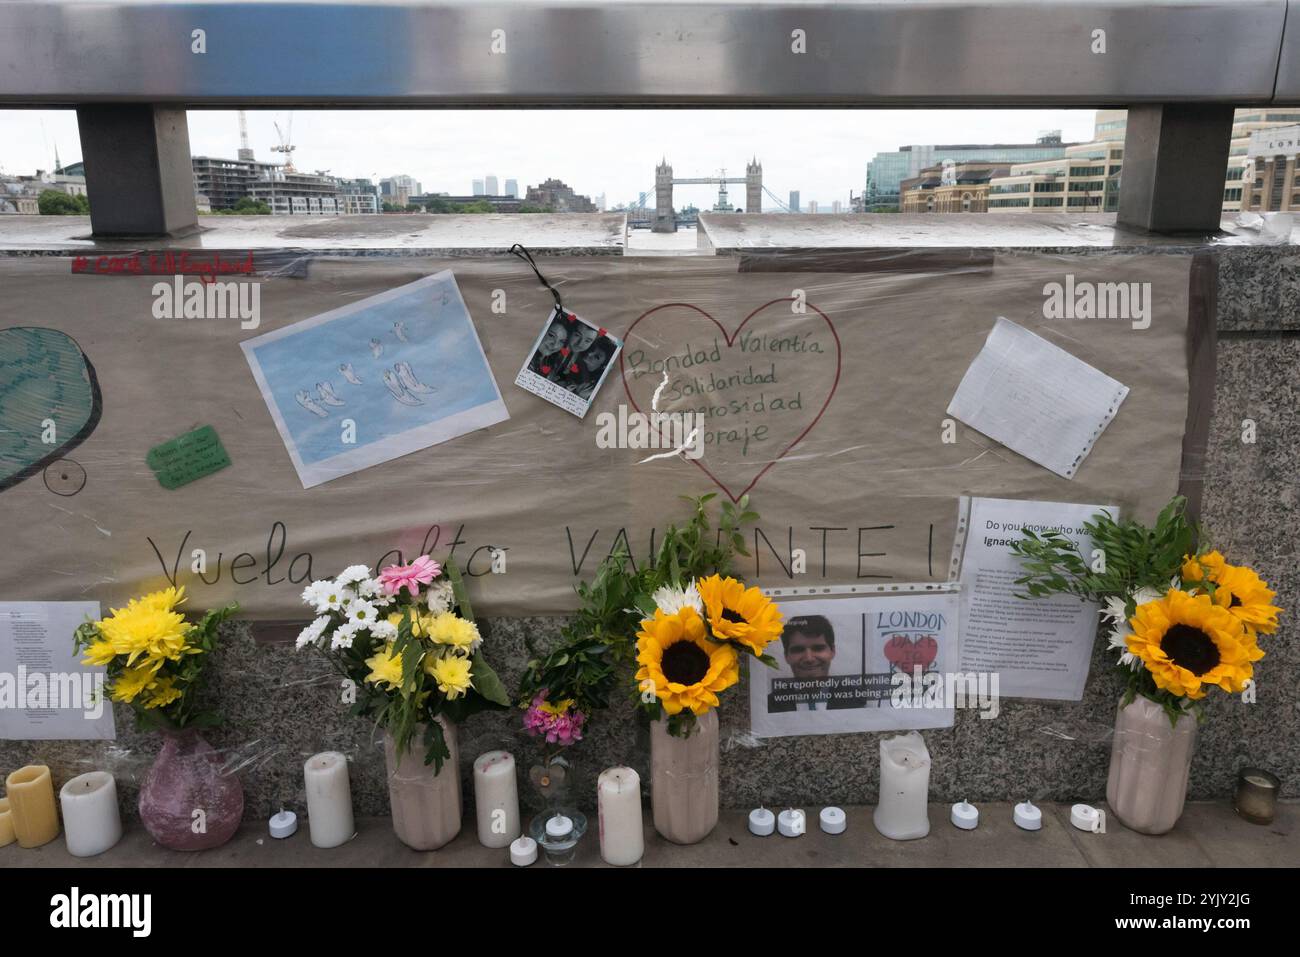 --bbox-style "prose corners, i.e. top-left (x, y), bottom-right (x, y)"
top-left (0, 107), bottom-right (1097, 211)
